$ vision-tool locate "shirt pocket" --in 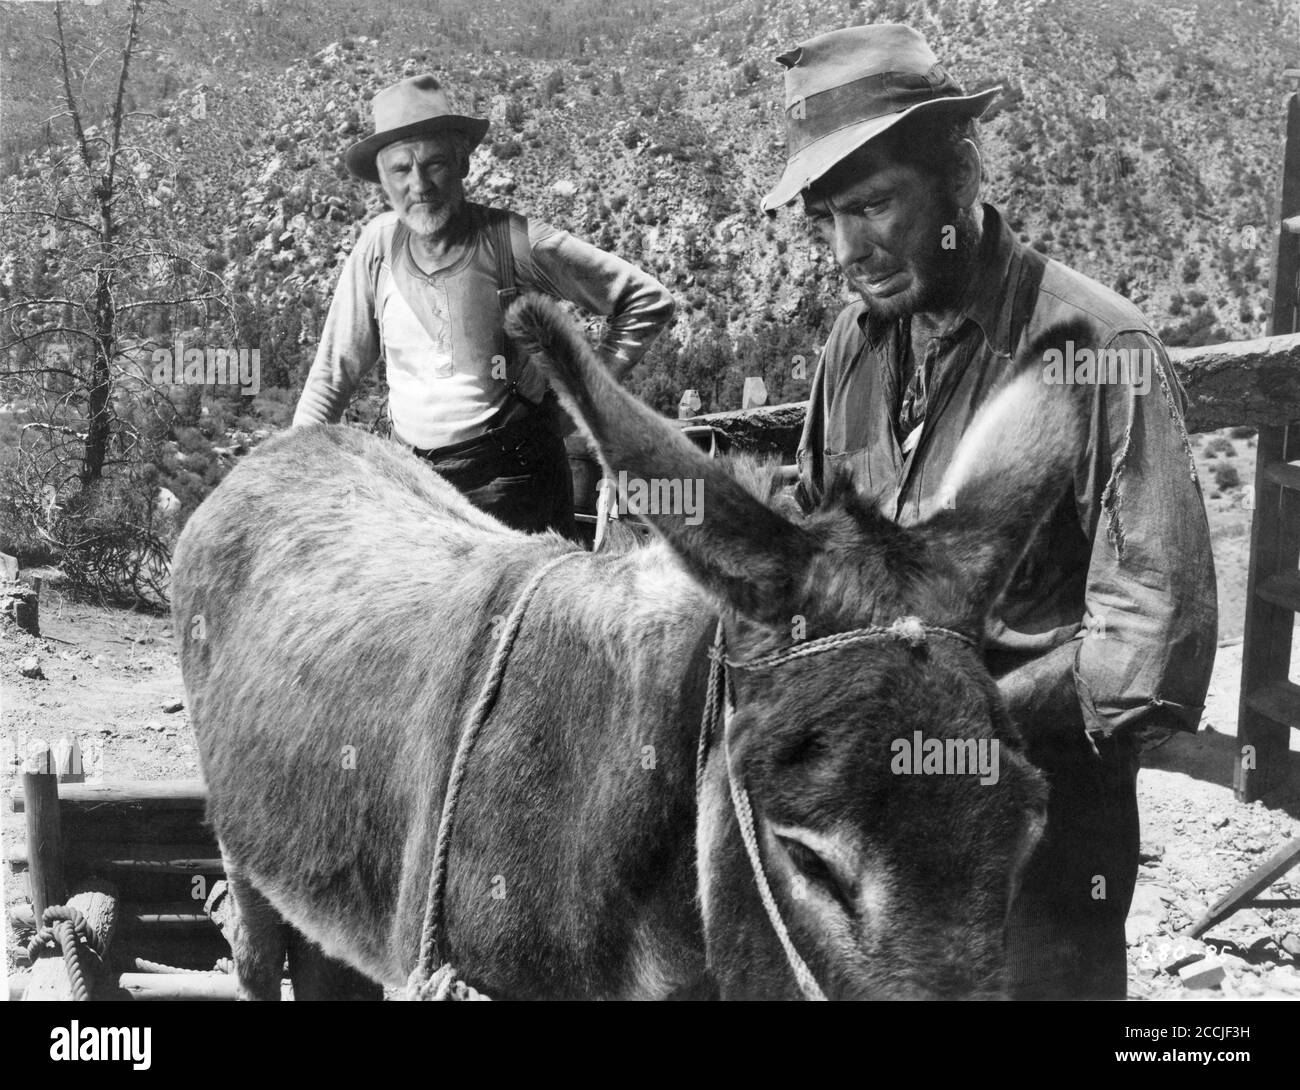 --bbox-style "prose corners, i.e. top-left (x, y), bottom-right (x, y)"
top-left (824, 447), bottom-right (875, 493)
